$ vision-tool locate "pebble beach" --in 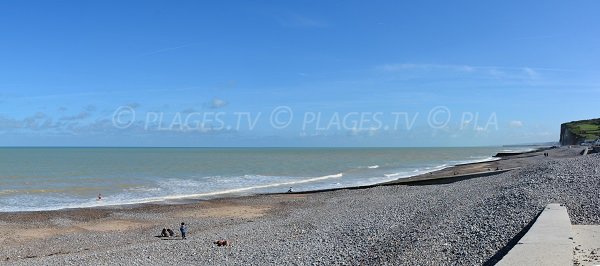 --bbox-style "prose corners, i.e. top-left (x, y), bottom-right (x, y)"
top-left (0, 147), bottom-right (598, 265)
